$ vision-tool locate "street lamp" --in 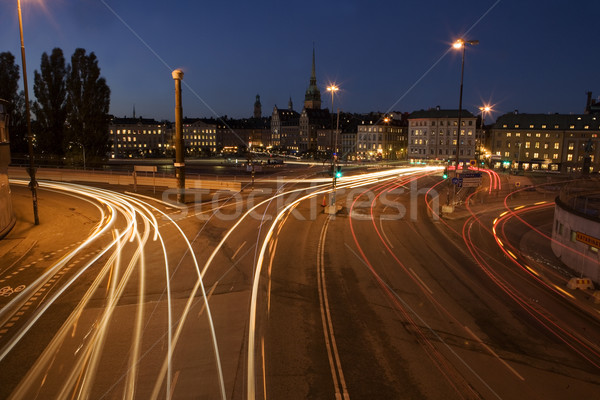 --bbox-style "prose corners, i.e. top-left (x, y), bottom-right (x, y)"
top-left (478, 105), bottom-right (492, 167)
top-left (326, 84), bottom-right (340, 207)
top-left (326, 84), bottom-right (339, 154)
top-left (172, 69), bottom-right (185, 203)
top-left (452, 39), bottom-right (478, 177)
top-left (17, 0), bottom-right (39, 225)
